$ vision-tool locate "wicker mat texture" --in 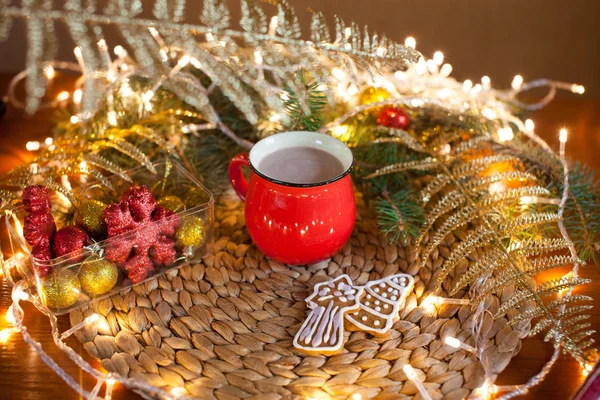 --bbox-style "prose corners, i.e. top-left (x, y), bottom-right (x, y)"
top-left (69, 192), bottom-right (529, 400)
